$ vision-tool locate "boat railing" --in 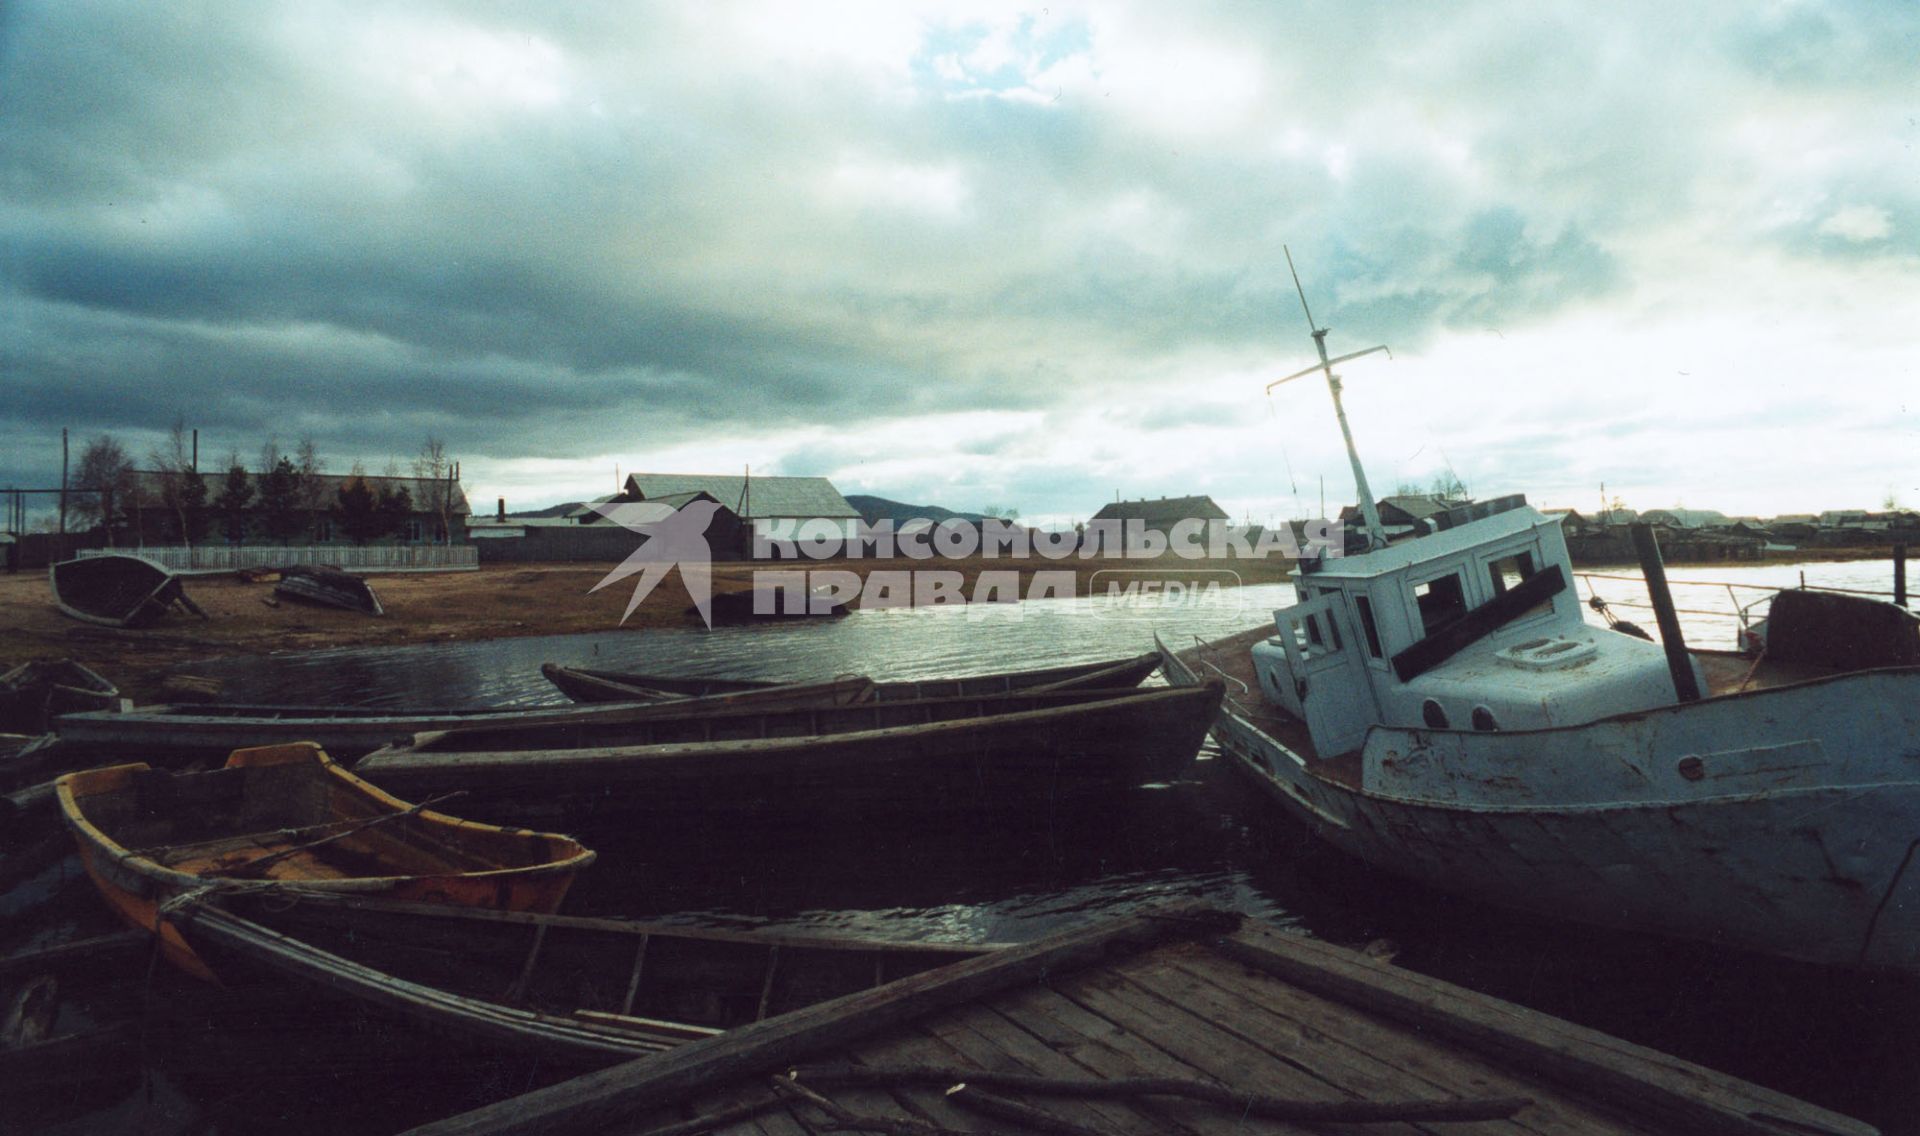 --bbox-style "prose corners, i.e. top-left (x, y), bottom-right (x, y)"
top-left (1575, 570), bottom-right (1910, 639)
